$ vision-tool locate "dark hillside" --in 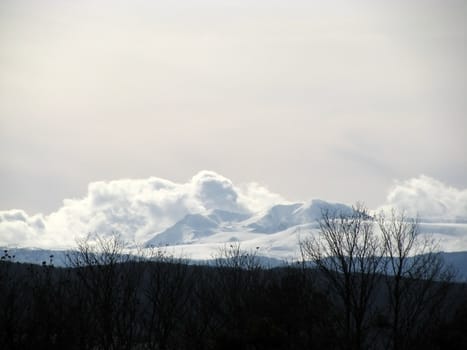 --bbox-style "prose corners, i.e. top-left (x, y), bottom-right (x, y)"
top-left (1, 257), bottom-right (466, 350)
